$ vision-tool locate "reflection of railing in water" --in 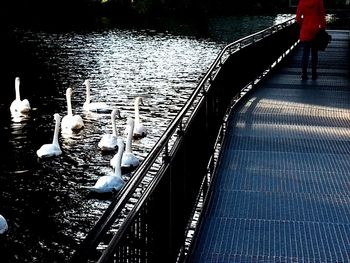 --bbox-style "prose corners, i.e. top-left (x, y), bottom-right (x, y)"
top-left (72, 18), bottom-right (299, 263)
